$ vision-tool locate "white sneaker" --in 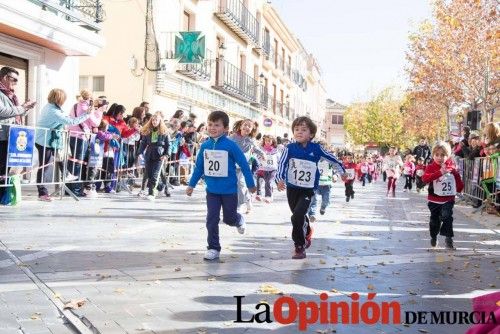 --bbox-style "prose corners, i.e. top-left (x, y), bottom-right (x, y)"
top-left (237, 216), bottom-right (246, 235)
top-left (138, 190), bottom-right (147, 198)
top-left (147, 195), bottom-right (155, 201)
top-left (204, 249), bottom-right (220, 260)
top-left (245, 201), bottom-right (252, 214)
top-left (65, 173), bottom-right (78, 182)
top-left (86, 189), bottom-right (98, 198)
